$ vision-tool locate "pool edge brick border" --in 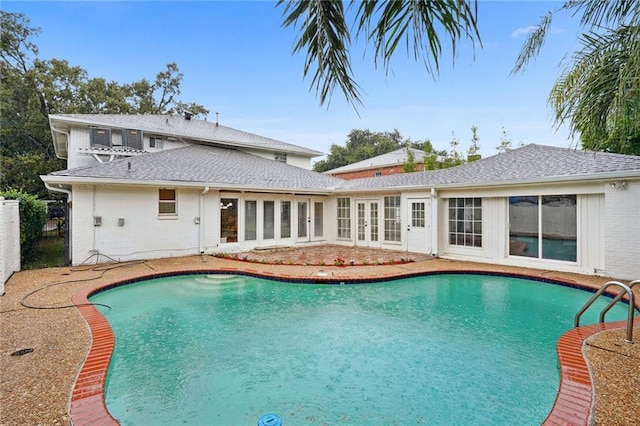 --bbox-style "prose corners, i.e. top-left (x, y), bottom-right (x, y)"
top-left (69, 268), bottom-right (637, 426)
